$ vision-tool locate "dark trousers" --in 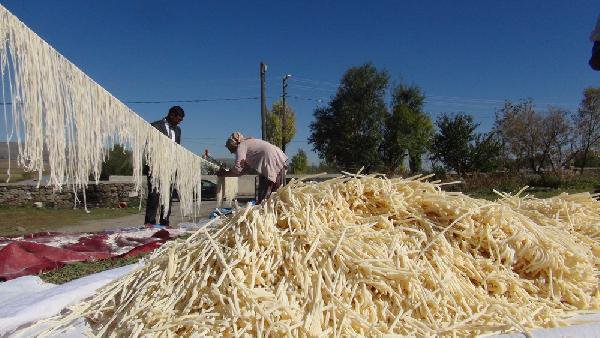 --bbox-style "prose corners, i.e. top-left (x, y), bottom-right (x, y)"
top-left (144, 175), bottom-right (172, 225)
top-left (256, 169), bottom-right (286, 204)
